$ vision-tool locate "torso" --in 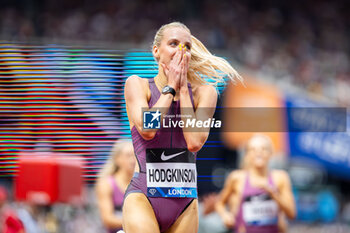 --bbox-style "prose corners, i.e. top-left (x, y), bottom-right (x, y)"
top-left (126, 76), bottom-right (203, 174)
top-left (229, 170), bottom-right (282, 212)
top-left (231, 170), bottom-right (281, 233)
top-left (128, 77), bottom-right (198, 199)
